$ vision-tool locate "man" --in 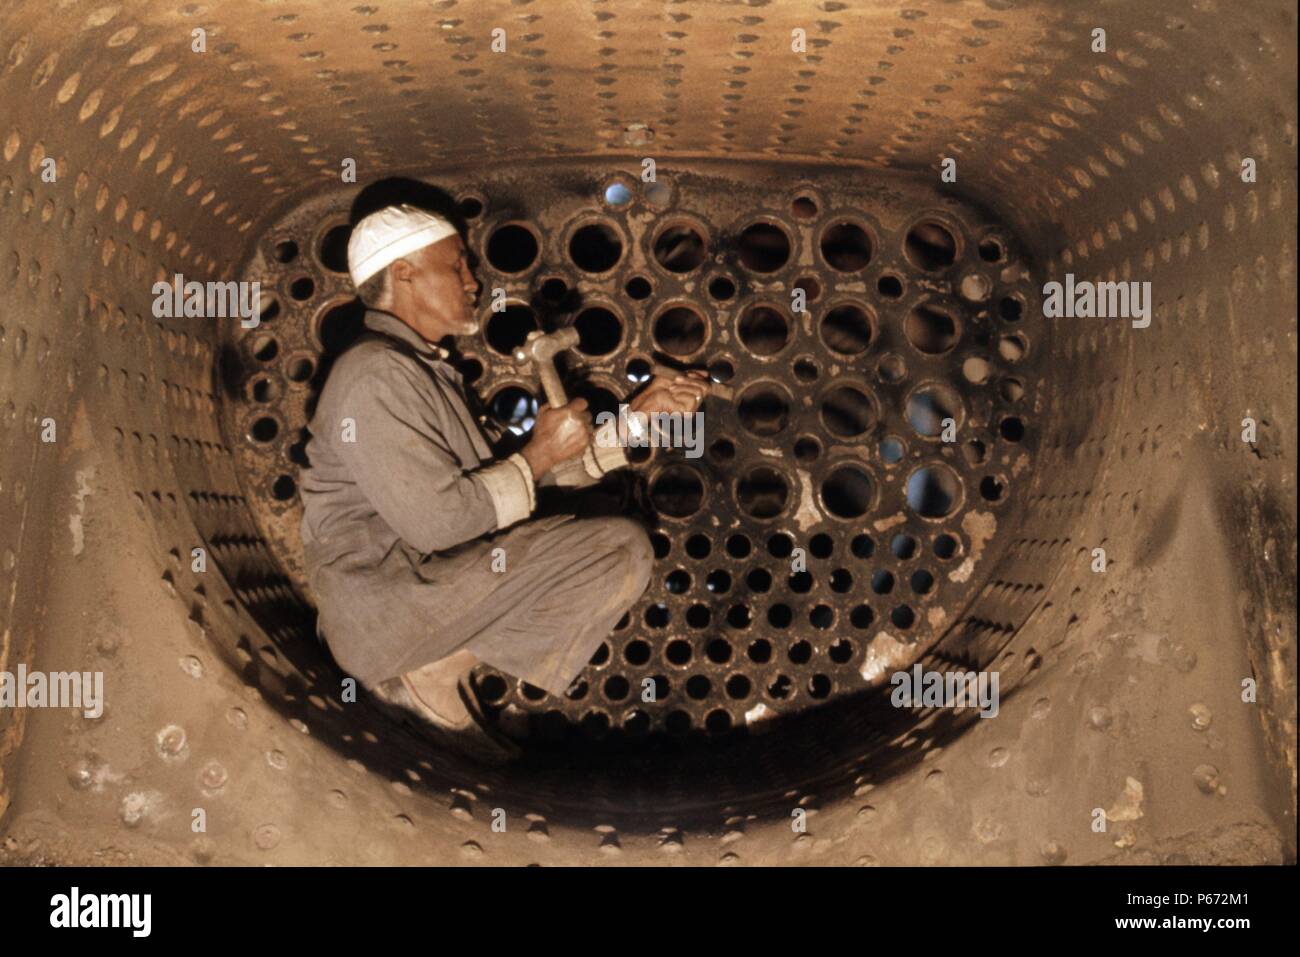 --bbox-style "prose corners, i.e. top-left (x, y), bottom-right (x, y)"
top-left (299, 203), bottom-right (708, 759)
